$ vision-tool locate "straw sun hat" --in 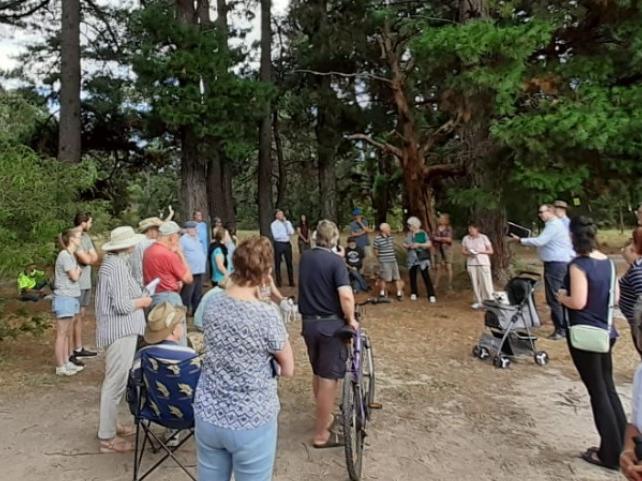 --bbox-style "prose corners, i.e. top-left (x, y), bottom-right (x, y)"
top-left (145, 302), bottom-right (186, 344)
top-left (102, 226), bottom-right (146, 252)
